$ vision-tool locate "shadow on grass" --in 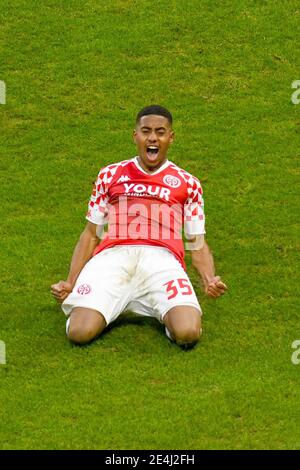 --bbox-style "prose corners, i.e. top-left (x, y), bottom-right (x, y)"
top-left (103, 312), bottom-right (163, 338)
top-left (43, 305), bottom-right (198, 352)
top-left (103, 313), bottom-right (199, 352)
